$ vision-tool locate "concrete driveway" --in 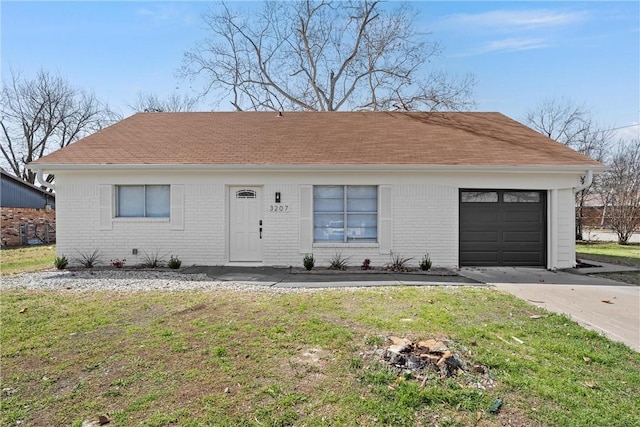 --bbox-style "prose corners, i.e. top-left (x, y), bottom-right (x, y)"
top-left (458, 267), bottom-right (640, 352)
